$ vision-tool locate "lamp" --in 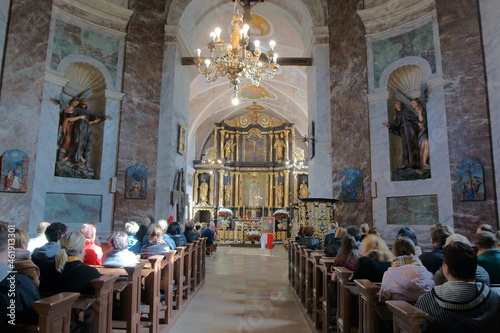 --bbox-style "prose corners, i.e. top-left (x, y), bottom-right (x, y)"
top-left (195, 1), bottom-right (279, 104)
